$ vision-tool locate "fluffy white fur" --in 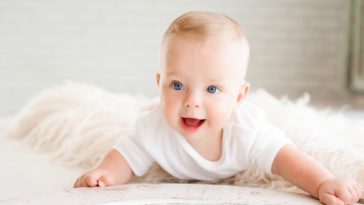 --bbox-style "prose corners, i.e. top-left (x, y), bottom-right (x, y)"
top-left (3, 82), bottom-right (364, 194)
